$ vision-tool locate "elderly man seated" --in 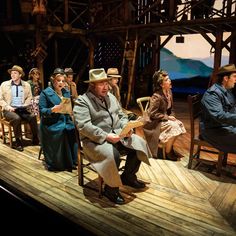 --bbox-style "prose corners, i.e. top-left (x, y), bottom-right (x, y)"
top-left (73, 68), bottom-right (152, 204)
